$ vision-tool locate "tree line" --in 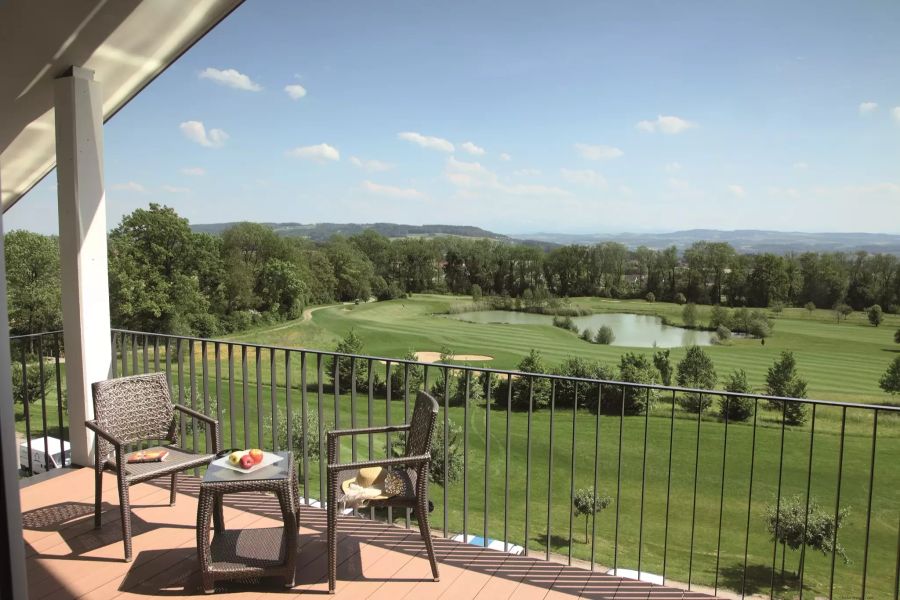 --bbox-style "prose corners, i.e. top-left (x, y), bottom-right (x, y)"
top-left (5, 203), bottom-right (900, 337)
